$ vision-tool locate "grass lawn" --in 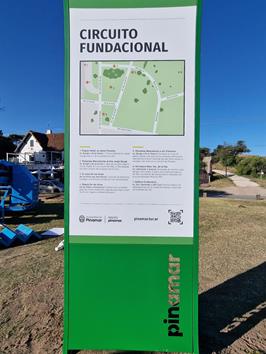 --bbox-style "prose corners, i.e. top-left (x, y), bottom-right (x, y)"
top-left (199, 198), bottom-right (266, 283)
top-left (208, 173), bottom-right (234, 188)
top-left (199, 198), bottom-right (266, 354)
top-left (248, 176), bottom-right (266, 188)
top-left (0, 197), bottom-right (64, 354)
top-left (0, 197), bottom-right (265, 354)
